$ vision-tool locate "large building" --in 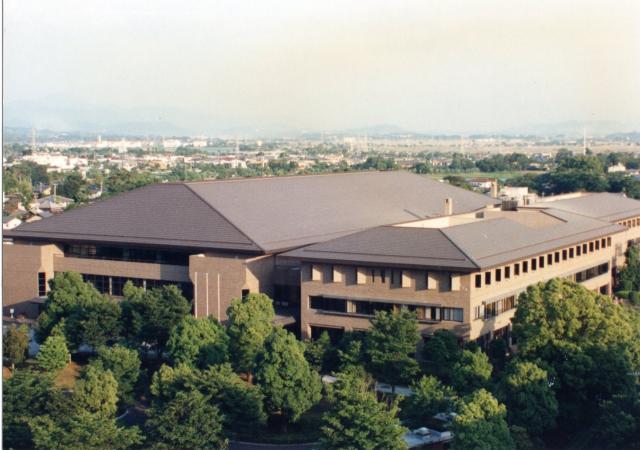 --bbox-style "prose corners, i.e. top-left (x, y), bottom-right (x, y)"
top-left (4, 172), bottom-right (640, 344)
